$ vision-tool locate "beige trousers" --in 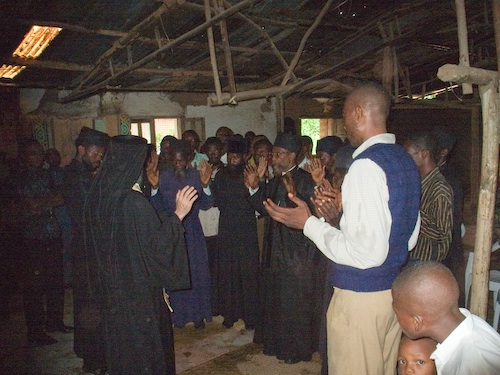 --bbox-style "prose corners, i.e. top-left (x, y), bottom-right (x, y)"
top-left (327, 288), bottom-right (401, 375)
